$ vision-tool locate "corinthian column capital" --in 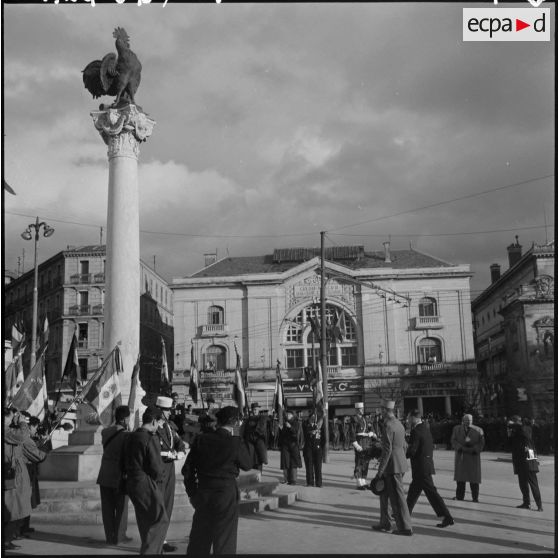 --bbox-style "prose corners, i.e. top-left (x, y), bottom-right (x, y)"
top-left (90, 104), bottom-right (156, 160)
